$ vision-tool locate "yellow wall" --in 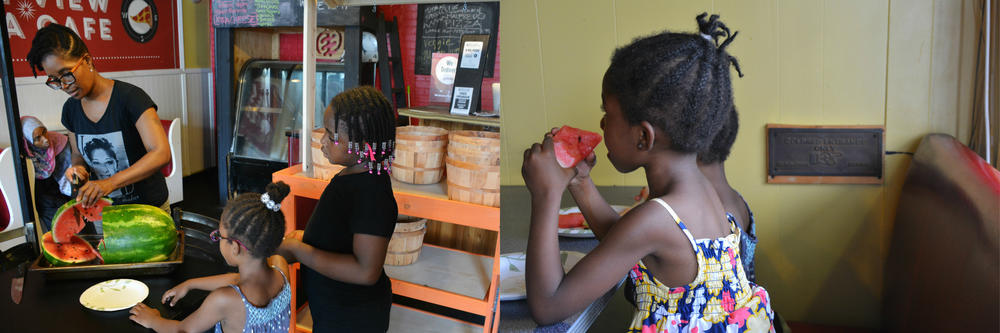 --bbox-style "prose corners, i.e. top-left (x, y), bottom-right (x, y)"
top-left (500, 0), bottom-right (980, 328)
top-left (183, 0), bottom-right (211, 68)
